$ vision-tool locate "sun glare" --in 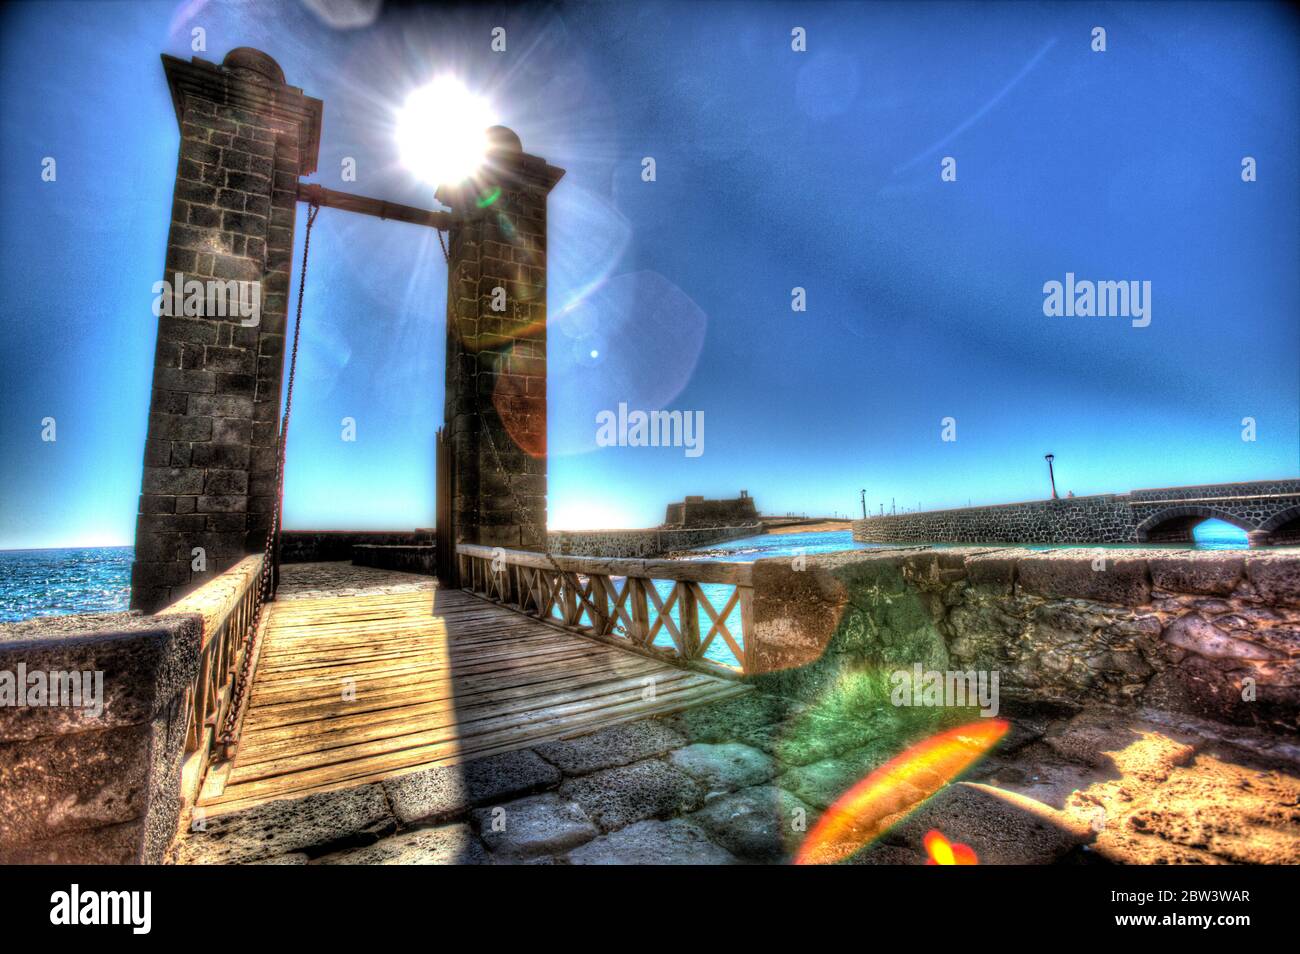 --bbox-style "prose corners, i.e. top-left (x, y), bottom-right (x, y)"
top-left (396, 76), bottom-right (499, 186)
